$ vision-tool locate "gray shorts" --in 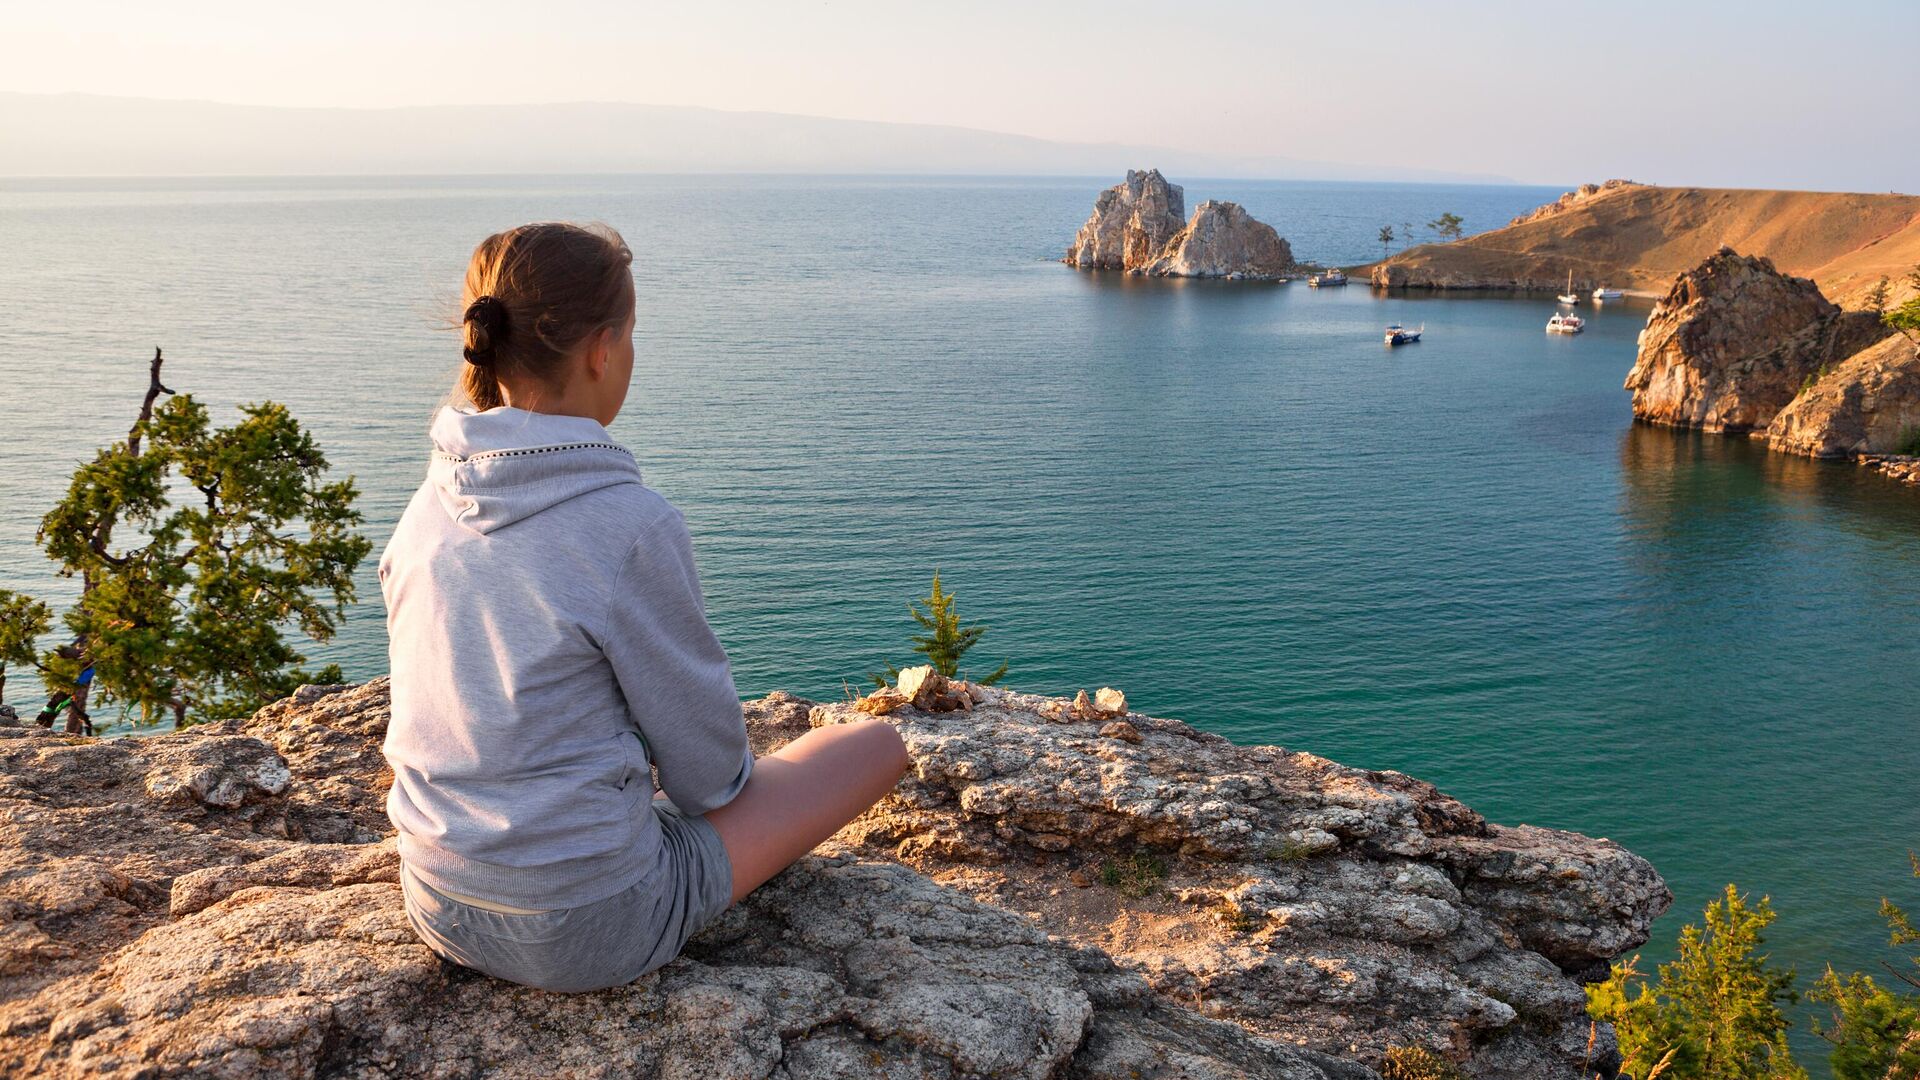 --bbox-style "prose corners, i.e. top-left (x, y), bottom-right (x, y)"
top-left (399, 800), bottom-right (734, 992)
